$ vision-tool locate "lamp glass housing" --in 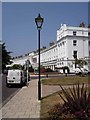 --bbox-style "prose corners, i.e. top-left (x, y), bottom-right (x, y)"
top-left (35, 14), bottom-right (43, 30)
